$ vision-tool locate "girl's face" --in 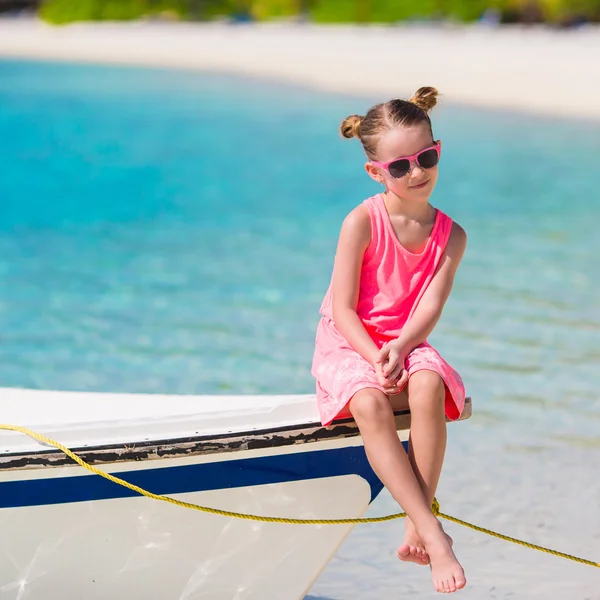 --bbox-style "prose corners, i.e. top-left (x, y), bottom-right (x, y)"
top-left (365, 122), bottom-right (440, 201)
